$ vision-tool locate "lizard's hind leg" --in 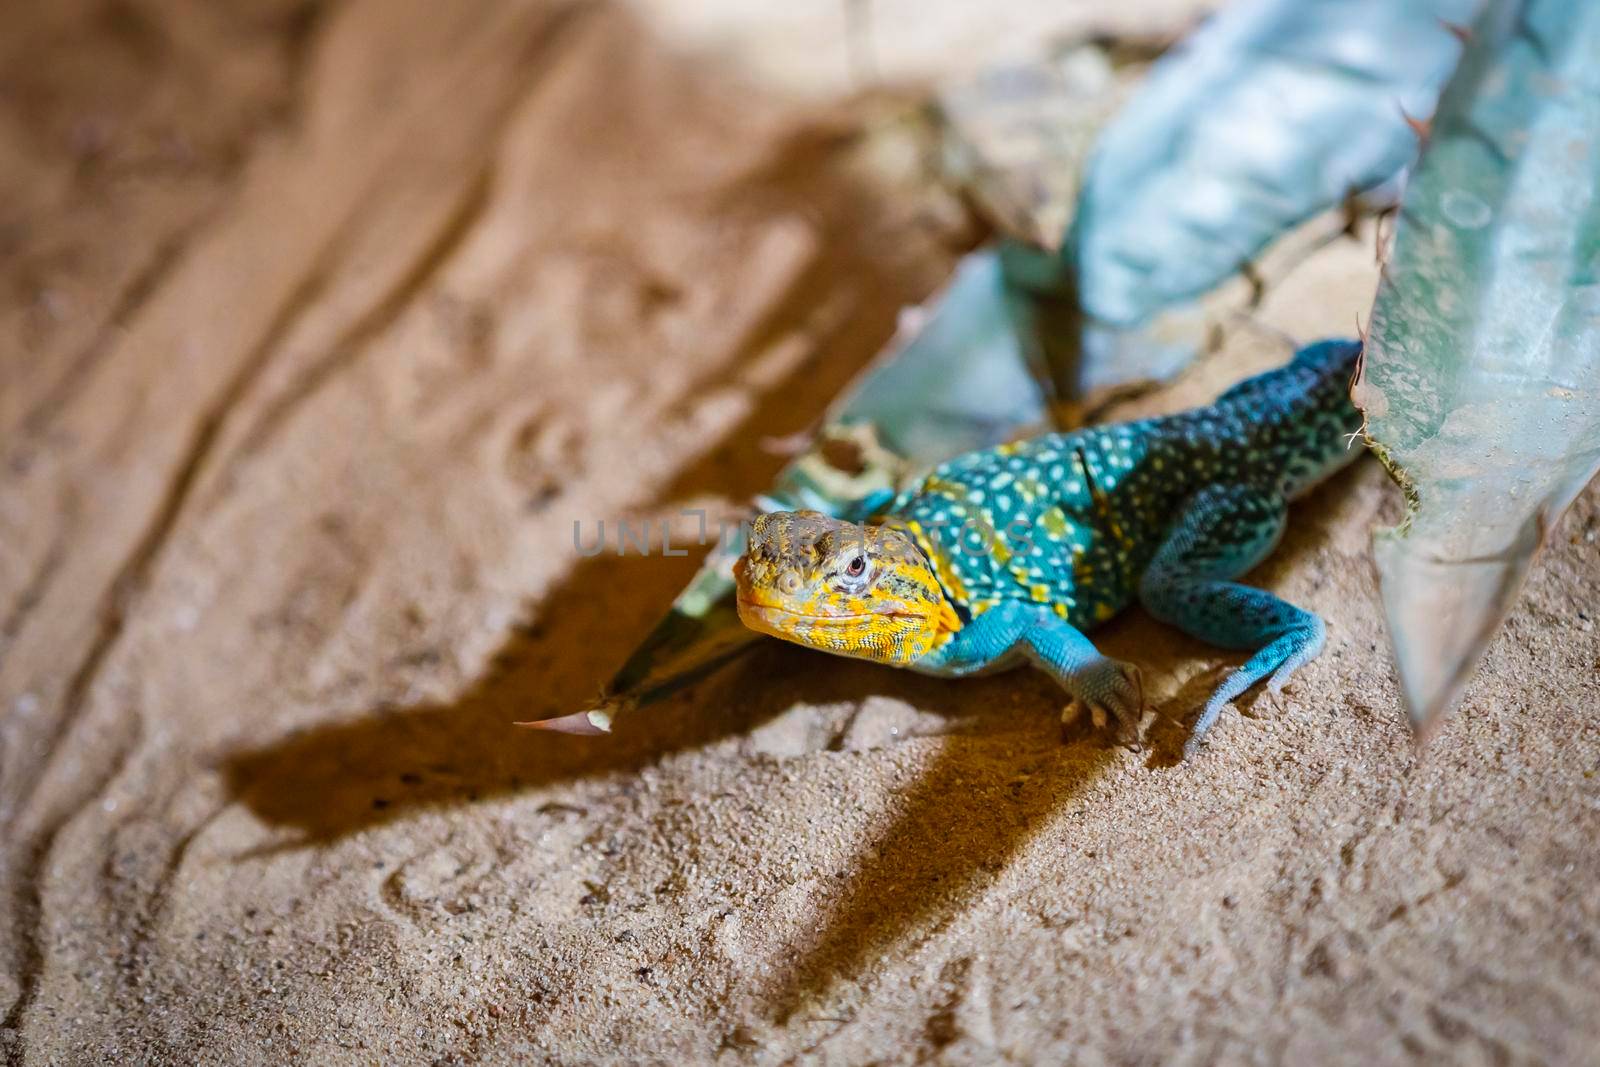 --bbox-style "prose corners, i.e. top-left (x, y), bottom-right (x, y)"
top-left (1137, 485), bottom-right (1326, 757)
